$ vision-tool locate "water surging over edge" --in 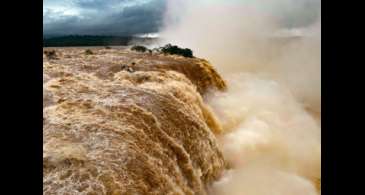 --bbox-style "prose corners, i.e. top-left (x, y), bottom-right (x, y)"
top-left (43, 49), bottom-right (228, 195)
